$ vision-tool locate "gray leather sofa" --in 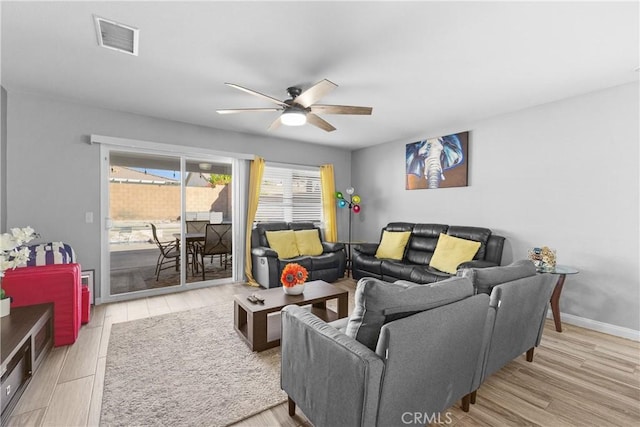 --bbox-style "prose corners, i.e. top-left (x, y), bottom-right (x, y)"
top-left (251, 222), bottom-right (346, 288)
top-left (281, 261), bottom-right (556, 426)
top-left (352, 222), bottom-right (505, 283)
